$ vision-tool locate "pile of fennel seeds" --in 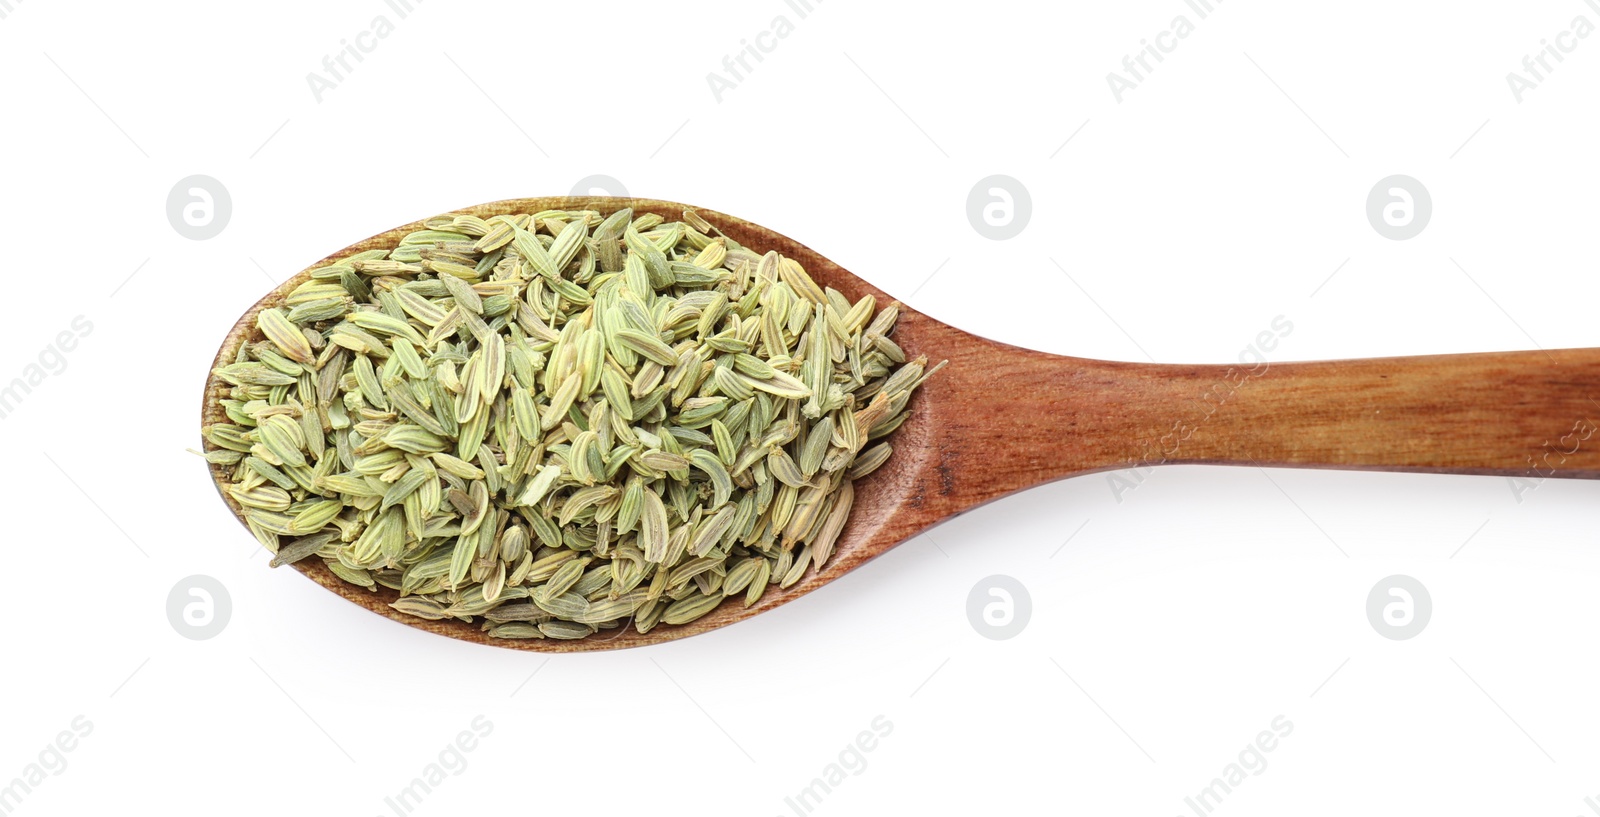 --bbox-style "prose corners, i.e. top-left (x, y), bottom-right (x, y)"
top-left (203, 207), bottom-right (942, 639)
